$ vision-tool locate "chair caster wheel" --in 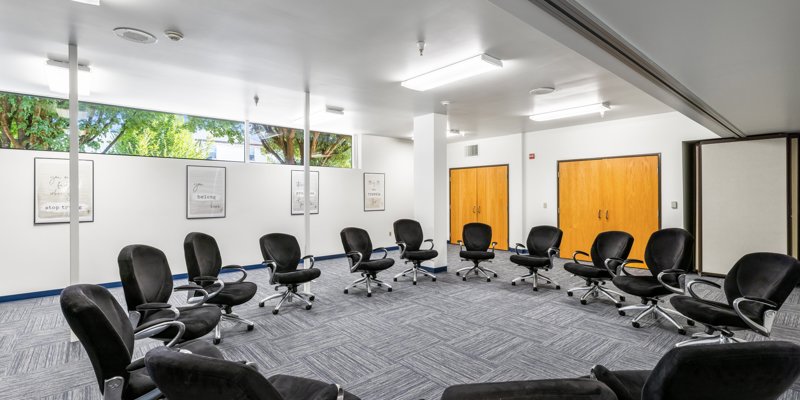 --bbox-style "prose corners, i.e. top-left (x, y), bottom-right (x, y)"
top-left (456, 272), bottom-right (460, 276)
top-left (213, 338), bottom-right (221, 345)
top-left (580, 299), bottom-right (587, 305)
top-left (309, 296), bottom-right (315, 301)
top-left (512, 282), bottom-right (516, 286)
top-left (632, 322), bottom-right (640, 328)
top-left (555, 285), bottom-right (561, 290)
top-left (393, 278), bottom-right (397, 281)
top-left (259, 302), bottom-right (265, 308)
top-left (462, 277), bottom-right (467, 281)
top-left (432, 278), bottom-right (436, 282)
top-left (367, 293), bottom-right (372, 297)
top-left (272, 310), bottom-right (279, 315)
top-left (521, 278), bottom-right (525, 282)
top-left (618, 311), bottom-right (626, 316)
top-left (494, 273), bottom-right (498, 278)
top-left (532, 287), bottom-right (538, 292)
top-left (615, 303), bottom-right (622, 308)
top-left (343, 289), bottom-right (349, 294)
top-left (687, 320), bottom-right (695, 326)
top-left (247, 324), bottom-right (255, 331)
top-left (377, 283), bottom-right (382, 287)
top-left (387, 287), bottom-right (392, 292)
top-left (678, 329), bottom-right (686, 335)
top-left (620, 296), bottom-right (626, 302)
top-left (567, 292), bottom-right (573, 297)
top-left (413, 281), bottom-right (417, 285)
top-left (486, 278), bottom-right (491, 282)
top-left (305, 305), bottom-right (312, 310)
